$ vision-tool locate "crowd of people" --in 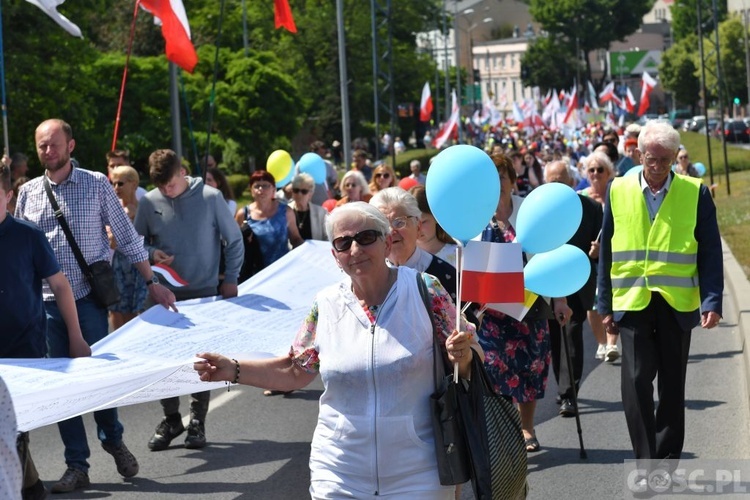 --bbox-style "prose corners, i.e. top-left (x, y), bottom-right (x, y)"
top-left (0, 117), bottom-right (722, 499)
